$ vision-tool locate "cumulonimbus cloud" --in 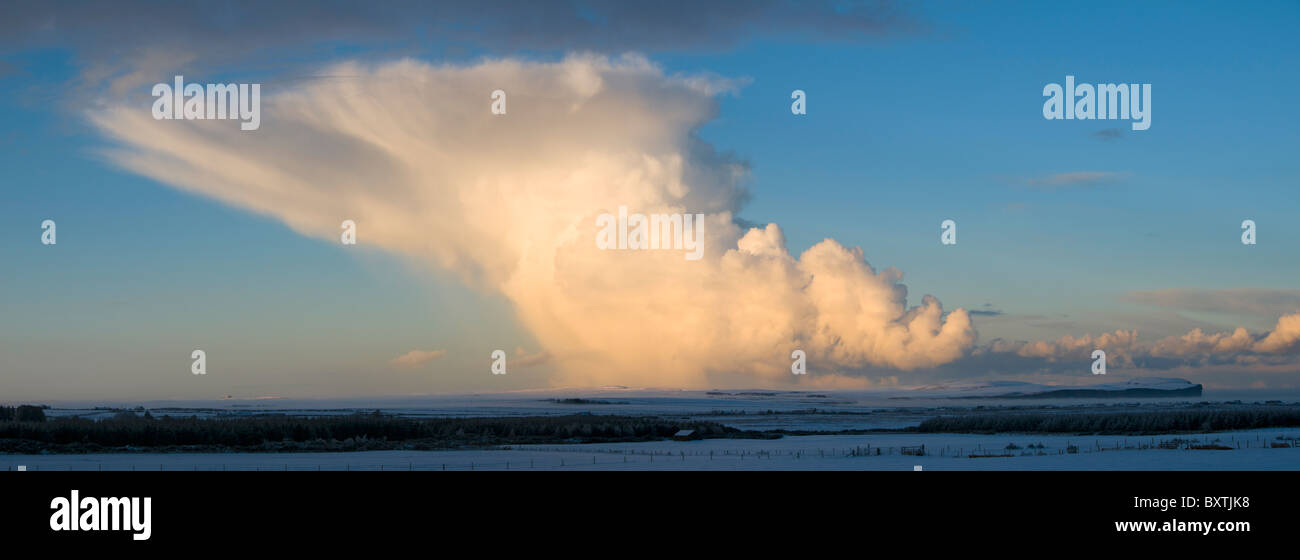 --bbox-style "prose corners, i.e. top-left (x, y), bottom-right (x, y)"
top-left (90, 54), bottom-right (976, 387)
